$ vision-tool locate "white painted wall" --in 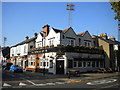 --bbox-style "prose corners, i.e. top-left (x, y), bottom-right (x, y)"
top-left (46, 28), bottom-right (60, 47)
top-left (10, 43), bottom-right (28, 57)
top-left (36, 33), bottom-right (43, 48)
